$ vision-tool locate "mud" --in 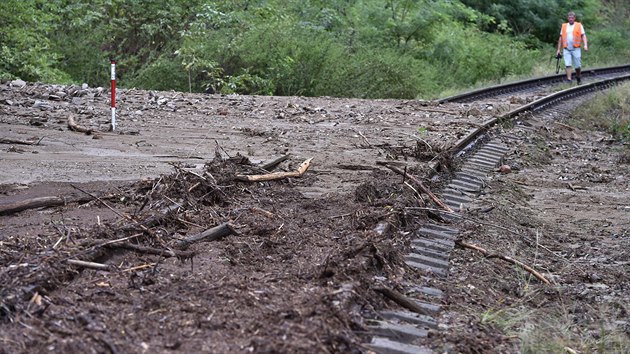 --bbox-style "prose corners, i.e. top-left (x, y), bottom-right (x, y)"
top-left (1, 82), bottom-right (629, 353)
